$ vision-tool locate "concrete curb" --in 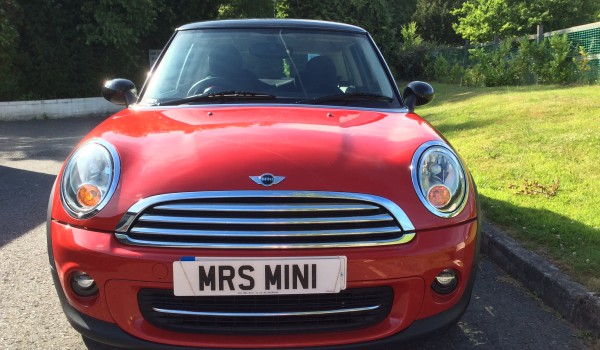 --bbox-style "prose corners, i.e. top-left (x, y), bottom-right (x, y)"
top-left (481, 220), bottom-right (600, 336)
top-left (0, 97), bottom-right (123, 121)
